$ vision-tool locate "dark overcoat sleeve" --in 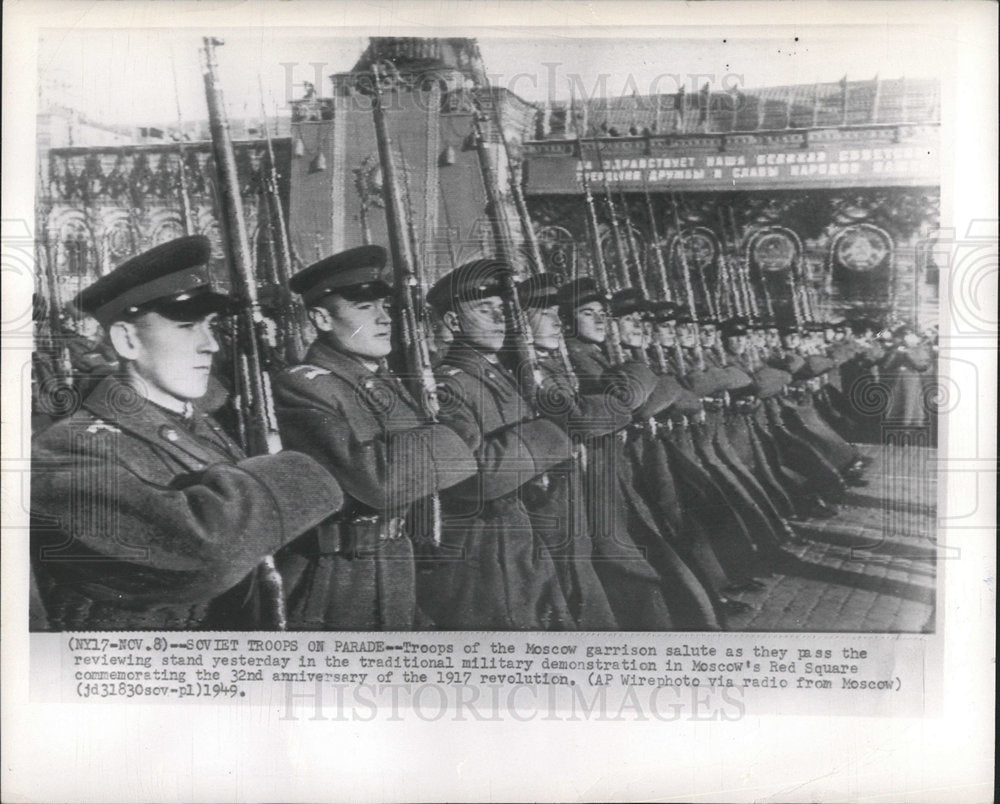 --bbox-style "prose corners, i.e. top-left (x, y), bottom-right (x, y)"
top-left (31, 423), bottom-right (343, 604)
top-left (273, 370), bottom-right (477, 511)
top-left (435, 371), bottom-right (572, 502)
